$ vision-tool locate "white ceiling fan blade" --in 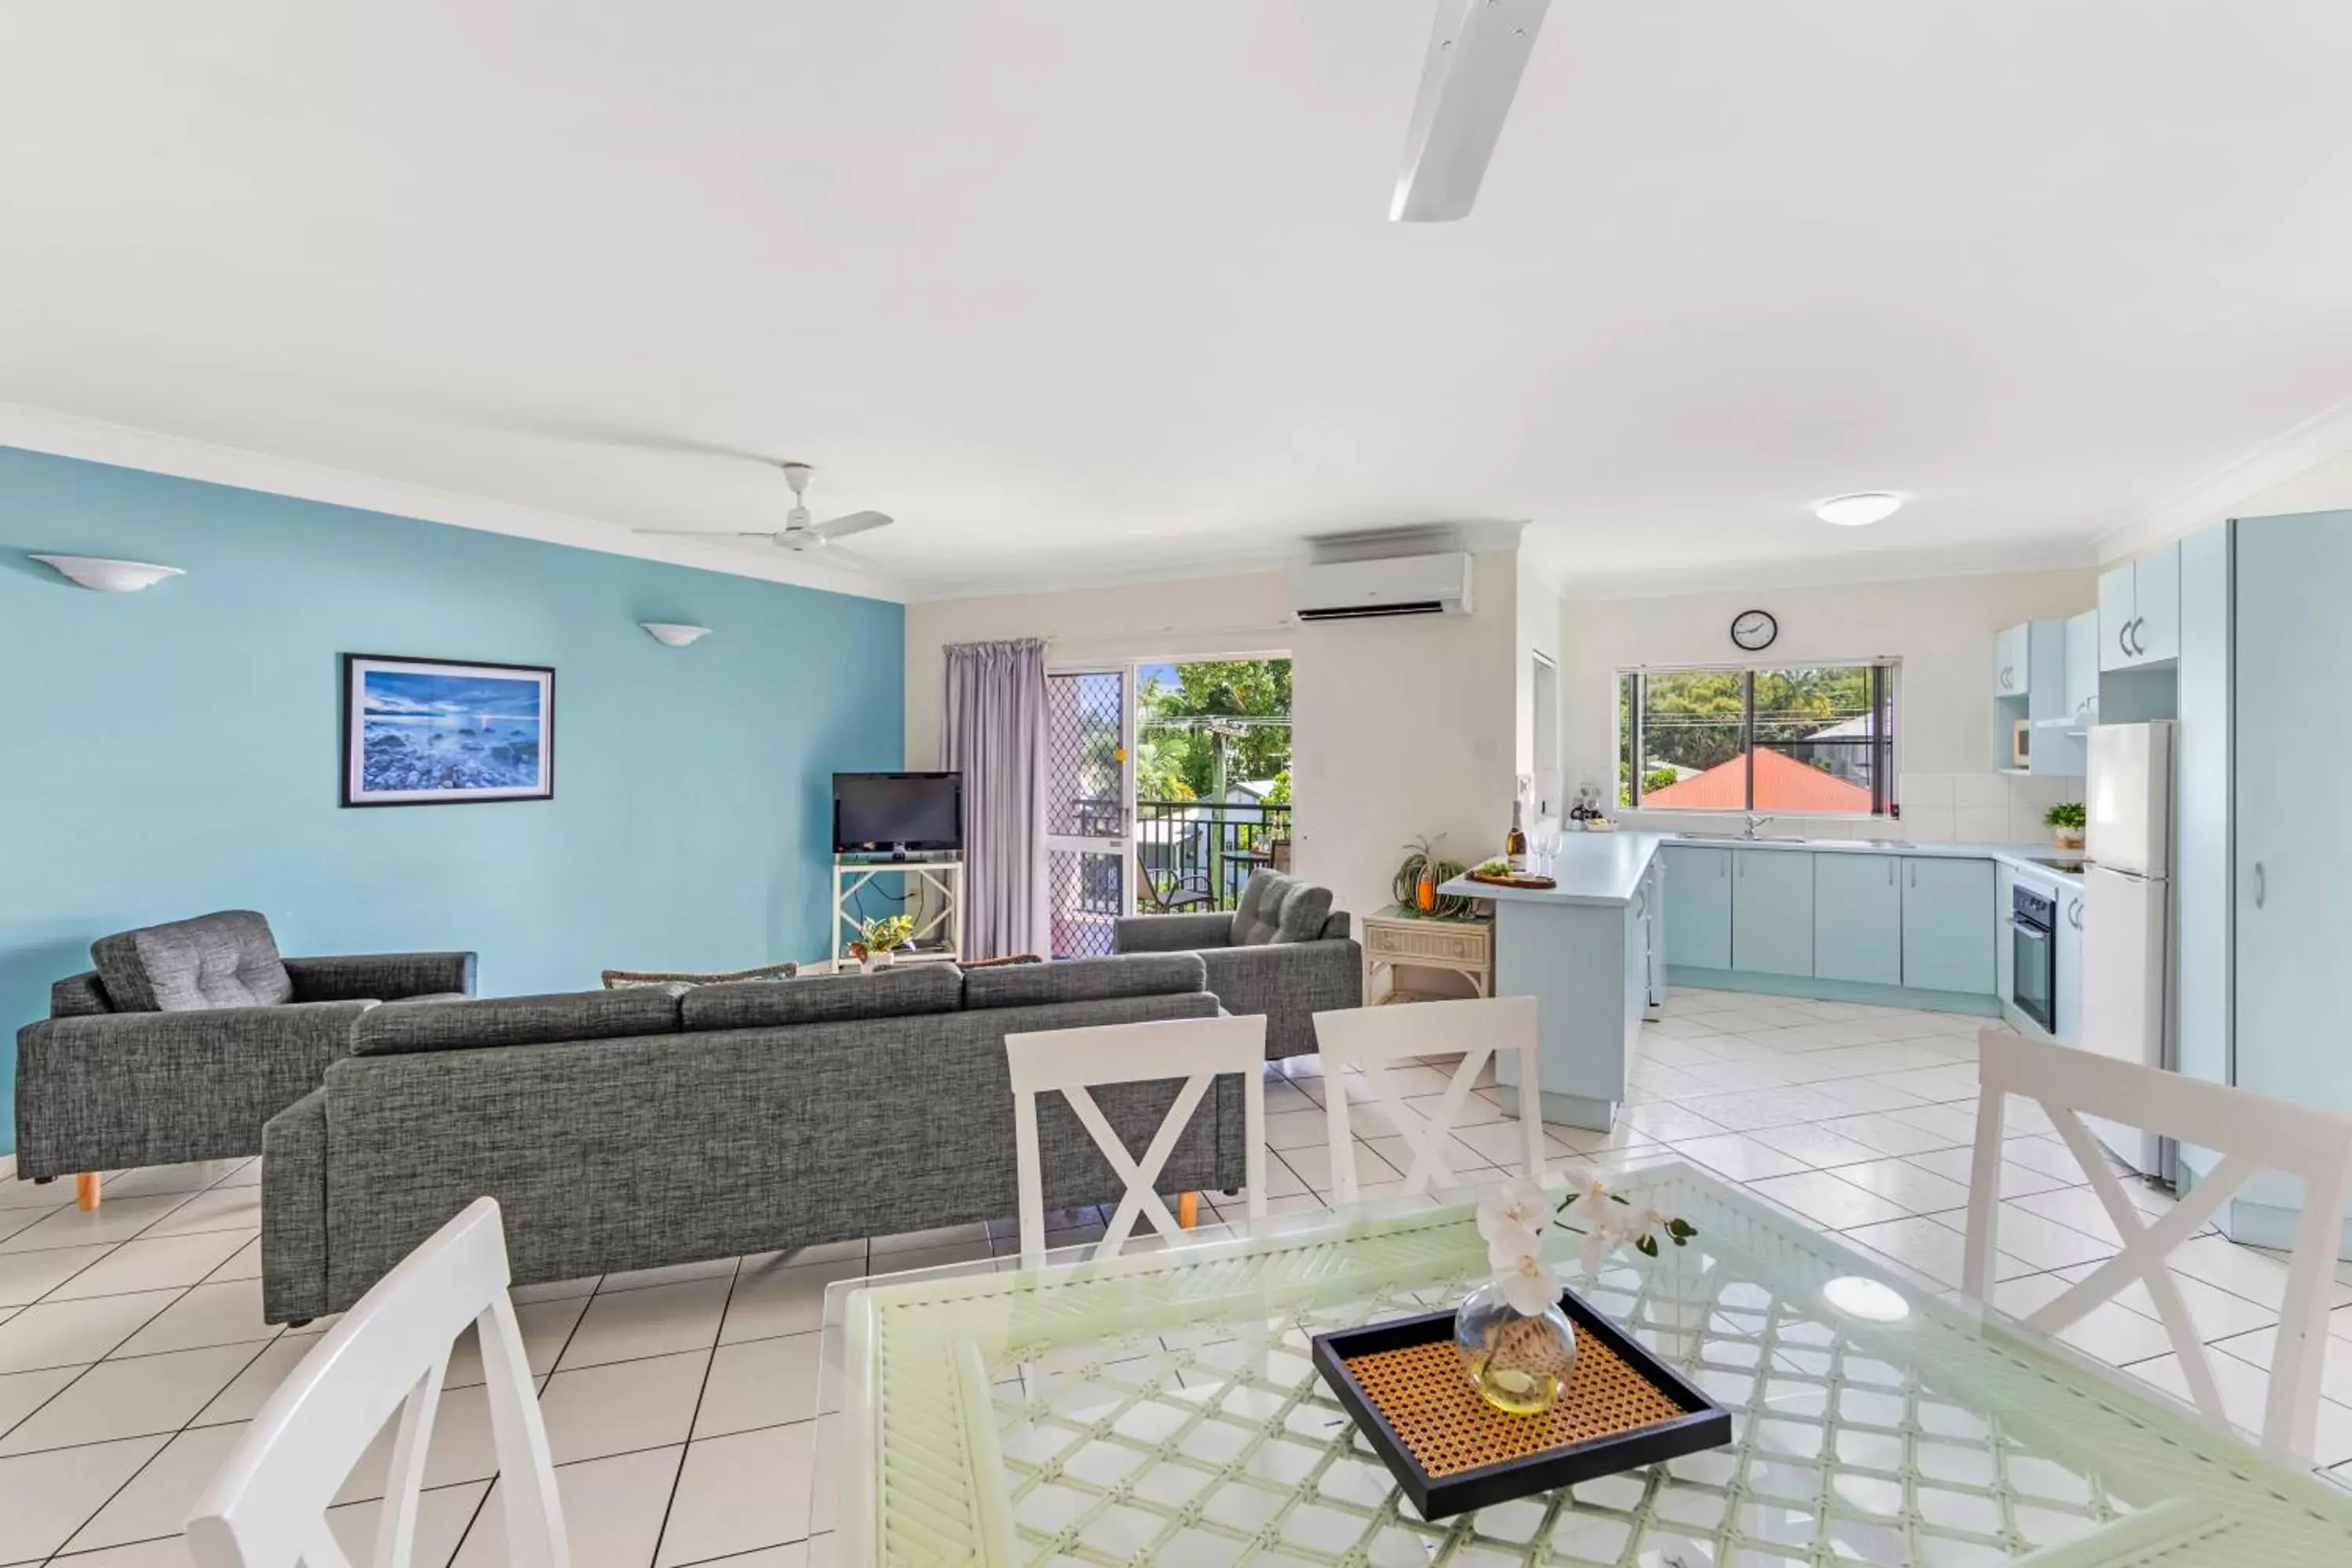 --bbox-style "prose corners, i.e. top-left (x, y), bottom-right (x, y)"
top-left (632, 528), bottom-right (779, 539)
top-left (816, 510), bottom-right (893, 540)
top-left (1392, 0), bottom-right (1551, 223)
